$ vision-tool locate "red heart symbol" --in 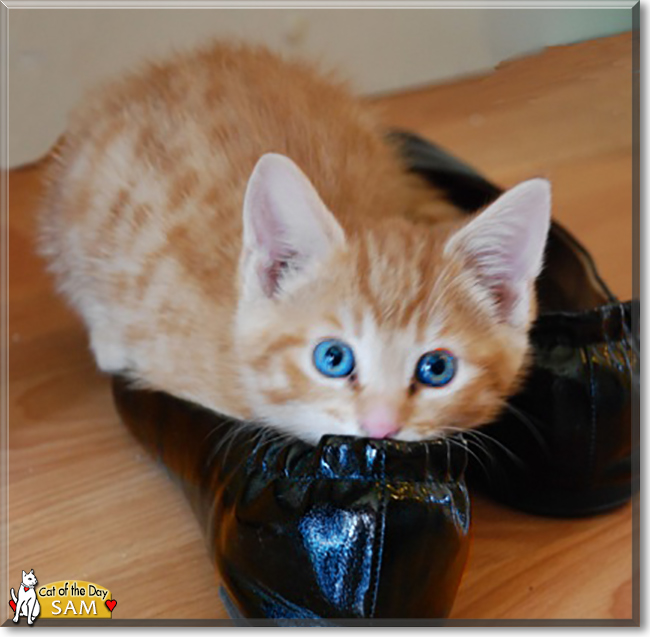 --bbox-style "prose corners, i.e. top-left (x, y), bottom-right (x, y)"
top-left (105, 599), bottom-right (117, 612)
top-left (9, 600), bottom-right (16, 612)
top-left (24, 587), bottom-right (28, 592)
